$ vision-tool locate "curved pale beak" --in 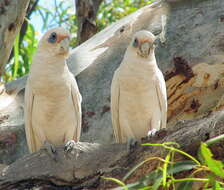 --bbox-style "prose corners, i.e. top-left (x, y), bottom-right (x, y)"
top-left (138, 41), bottom-right (154, 58)
top-left (59, 37), bottom-right (70, 53)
